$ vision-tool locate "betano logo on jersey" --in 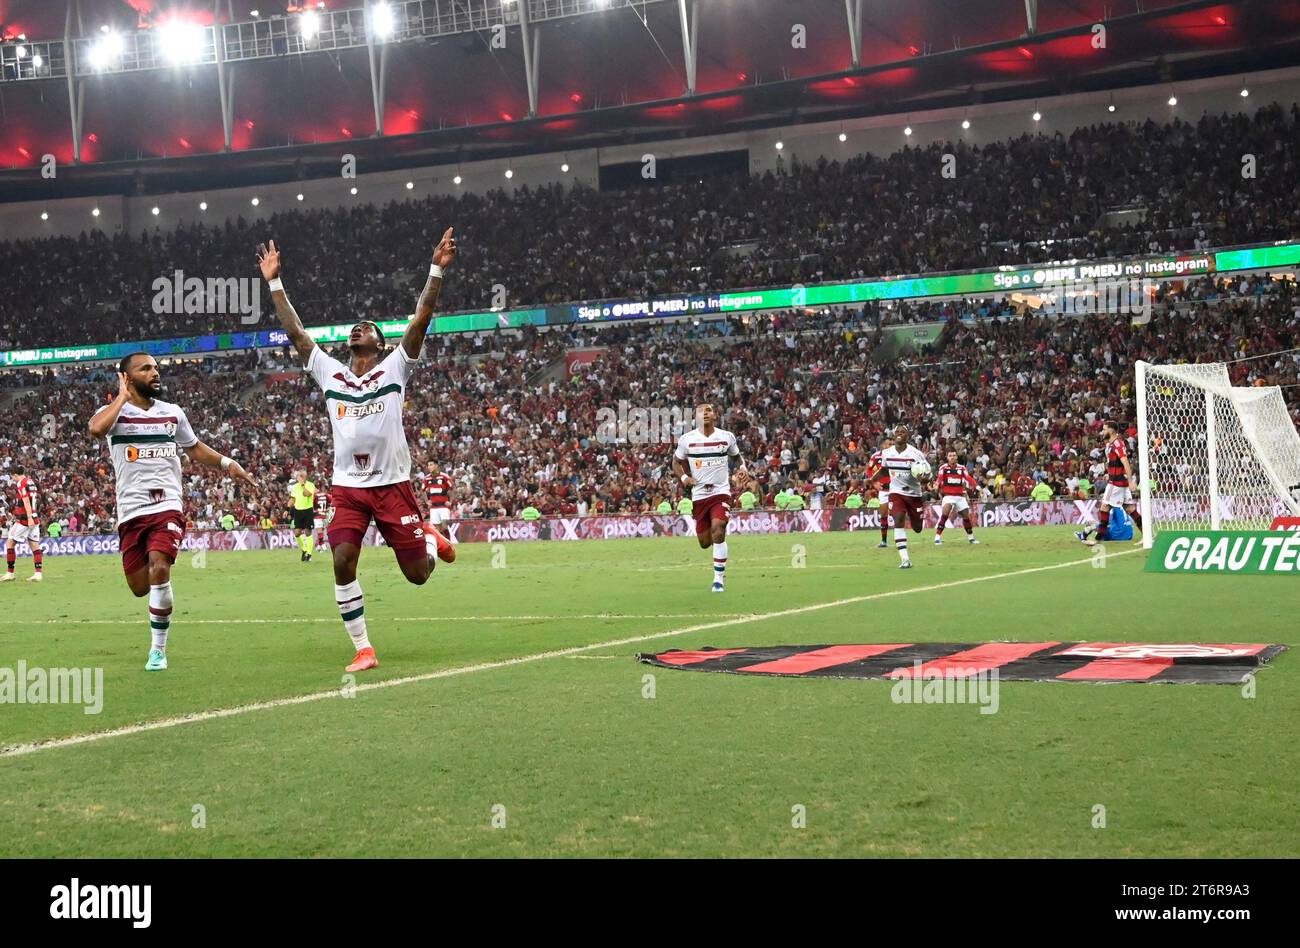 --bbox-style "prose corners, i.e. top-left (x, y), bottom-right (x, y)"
top-left (124, 444), bottom-right (178, 462)
top-left (337, 401), bottom-right (386, 420)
